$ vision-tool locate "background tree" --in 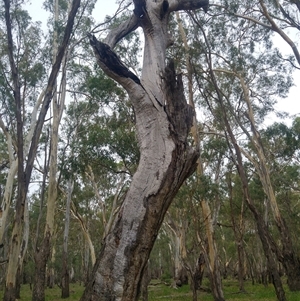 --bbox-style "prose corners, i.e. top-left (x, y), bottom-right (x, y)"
top-left (1, 0), bottom-right (81, 300)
